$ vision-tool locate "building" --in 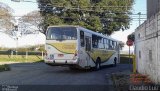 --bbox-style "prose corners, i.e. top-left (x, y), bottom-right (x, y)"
top-left (147, 0), bottom-right (160, 18)
top-left (135, 0), bottom-right (160, 83)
